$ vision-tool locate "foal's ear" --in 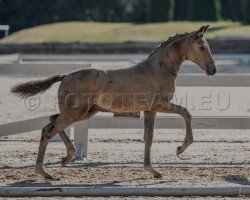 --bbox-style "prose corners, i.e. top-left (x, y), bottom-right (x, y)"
top-left (195, 25), bottom-right (209, 38)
